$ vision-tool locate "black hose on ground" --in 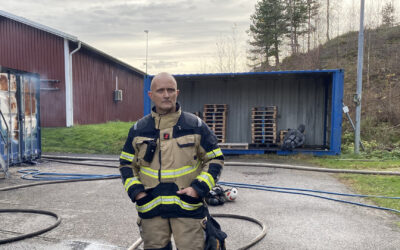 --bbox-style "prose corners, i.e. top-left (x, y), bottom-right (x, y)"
top-left (42, 155), bottom-right (117, 162)
top-left (0, 208), bottom-right (61, 244)
top-left (41, 155), bottom-right (400, 176)
top-left (43, 159), bottom-right (118, 168)
top-left (0, 176), bottom-right (119, 192)
top-left (212, 213), bottom-right (267, 250)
